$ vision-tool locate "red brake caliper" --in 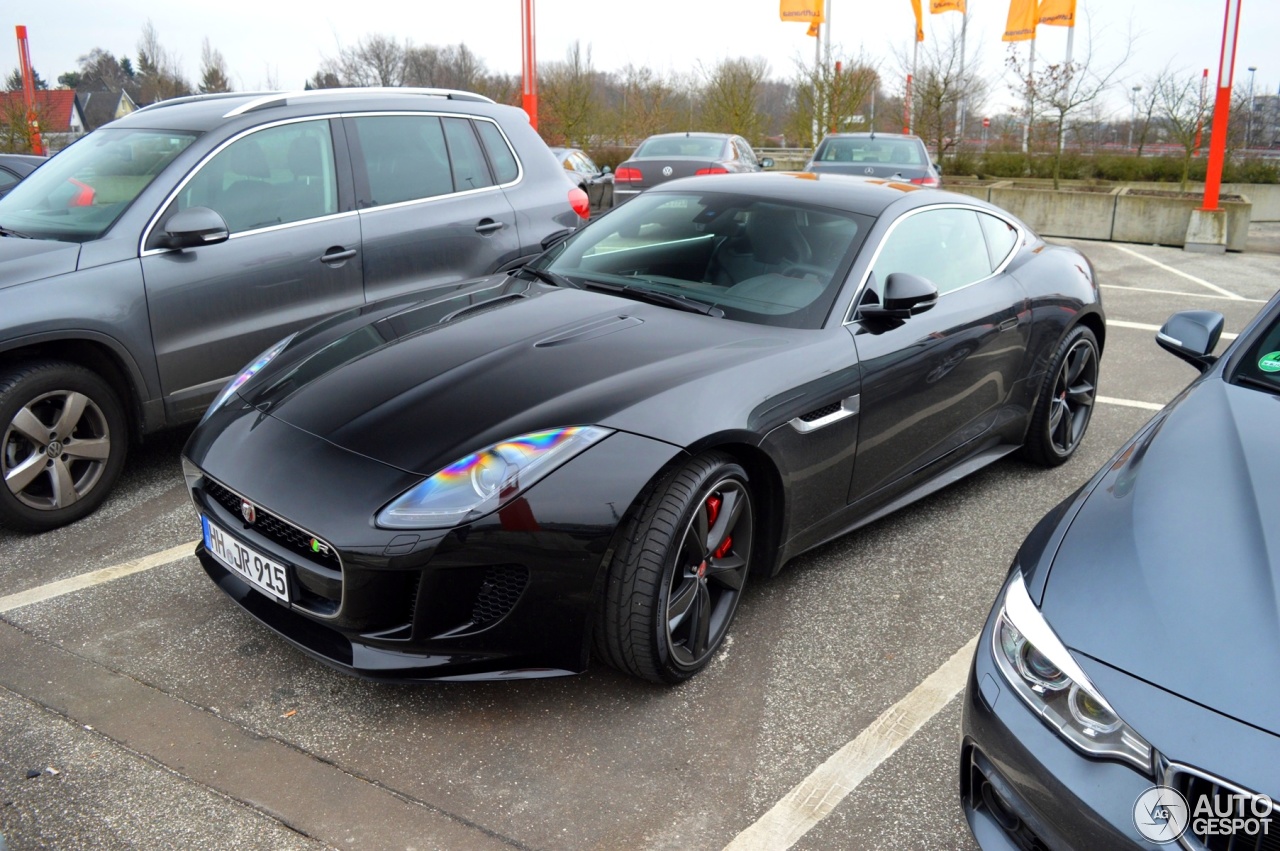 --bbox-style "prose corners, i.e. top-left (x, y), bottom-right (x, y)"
top-left (705, 495), bottom-right (733, 559)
